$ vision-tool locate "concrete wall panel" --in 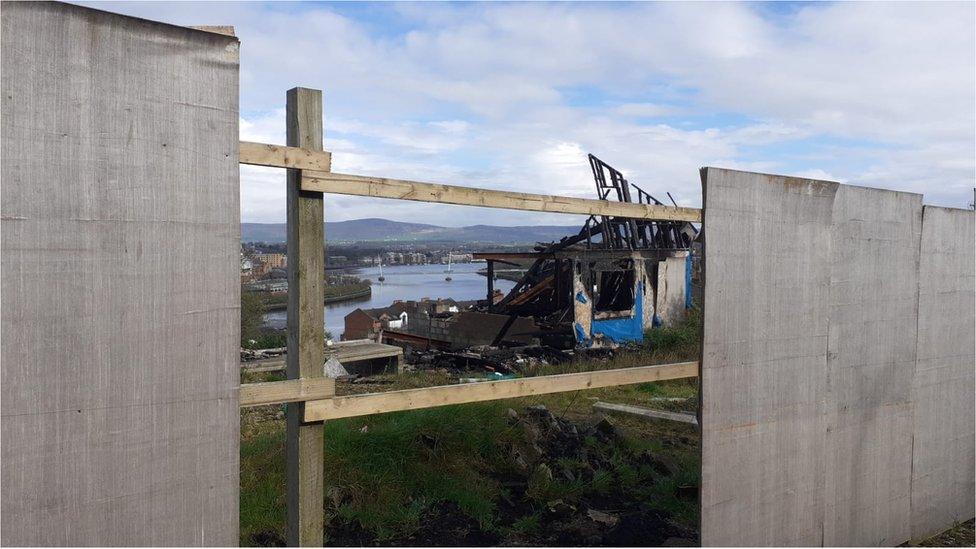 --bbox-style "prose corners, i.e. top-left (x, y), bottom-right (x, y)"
top-left (1, 2), bottom-right (240, 545)
top-left (700, 168), bottom-right (837, 546)
top-left (822, 186), bottom-right (922, 545)
top-left (700, 167), bottom-right (975, 546)
top-left (911, 206), bottom-right (976, 540)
